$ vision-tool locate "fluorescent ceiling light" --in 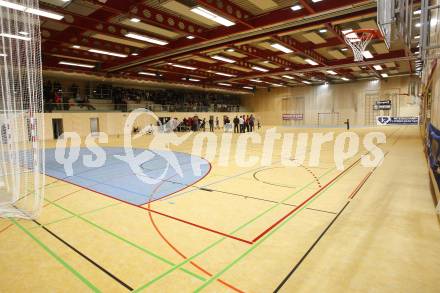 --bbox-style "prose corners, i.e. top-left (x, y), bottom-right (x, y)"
top-left (341, 48), bottom-right (348, 51)
top-left (186, 35), bottom-right (195, 39)
top-left (131, 53), bottom-right (138, 56)
top-left (139, 72), bottom-right (157, 76)
top-left (362, 50), bottom-right (374, 59)
top-left (342, 29), bottom-right (360, 42)
top-left (125, 32), bottom-right (168, 46)
top-left (381, 73), bottom-right (389, 78)
top-left (341, 77), bottom-right (350, 81)
top-left (26, 8), bottom-right (64, 20)
top-left (250, 79), bottom-right (262, 83)
top-left (319, 29), bottom-right (327, 33)
top-left (72, 45), bottom-right (80, 49)
top-left (188, 78), bottom-right (200, 82)
top-left (243, 86), bottom-right (253, 90)
top-left (305, 59), bottom-right (319, 65)
top-left (214, 72), bottom-right (235, 77)
top-left (270, 43), bottom-right (293, 53)
top-left (170, 63), bottom-right (197, 70)
top-left (130, 18), bottom-right (141, 23)
top-left (270, 83), bottom-right (283, 87)
top-left (59, 61), bottom-right (94, 68)
top-left (0, 0), bottom-right (25, 11)
top-left (312, 0), bottom-right (323, 2)
top-left (326, 70), bottom-right (337, 75)
top-left (18, 31), bottom-right (28, 35)
top-left (218, 83), bottom-right (232, 86)
top-left (190, 6), bottom-right (235, 27)
top-left (302, 81), bottom-right (311, 84)
top-left (0, 2), bottom-right (63, 20)
top-left (0, 33), bottom-right (30, 41)
top-left (414, 10), bottom-right (421, 15)
top-left (252, 66), bottom-right (269, 72)
top-left (88, 49), bottom-right (127, 58)
top-left (291, 5), bottom-right (302, 11)
top-left (282, 75), bottom-right (295, 79)
top-left (226, 48), bottom-right (235, 52)
top-left (211, 55), bottom-right (235, 63)
top-left (373, 65), bottom-right (383, 70)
